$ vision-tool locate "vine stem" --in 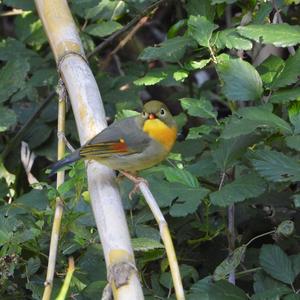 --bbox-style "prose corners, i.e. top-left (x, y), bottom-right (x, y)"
top-left (42, 81), bottom-right (66, 300)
